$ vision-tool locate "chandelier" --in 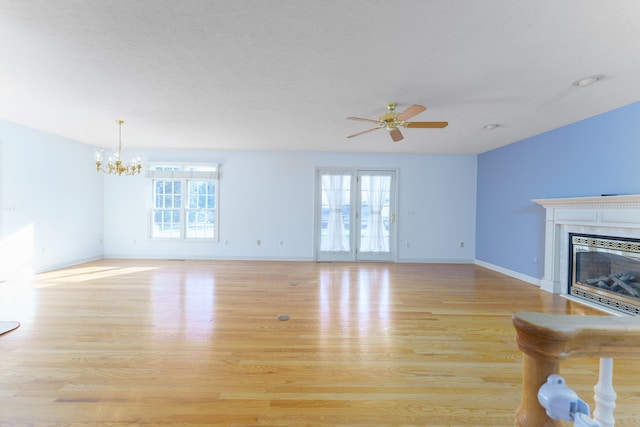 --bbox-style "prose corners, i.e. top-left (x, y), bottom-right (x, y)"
top-left (94, 120), bottom-right (142, 176)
